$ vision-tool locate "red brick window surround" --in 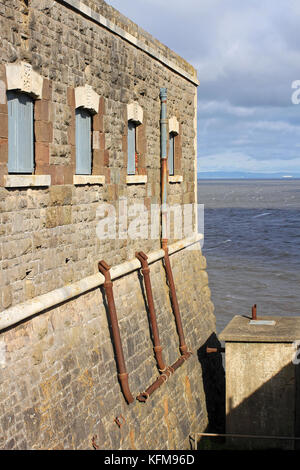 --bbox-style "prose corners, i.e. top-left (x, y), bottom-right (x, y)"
top-left (0, 62), bottom-right (52, 188)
